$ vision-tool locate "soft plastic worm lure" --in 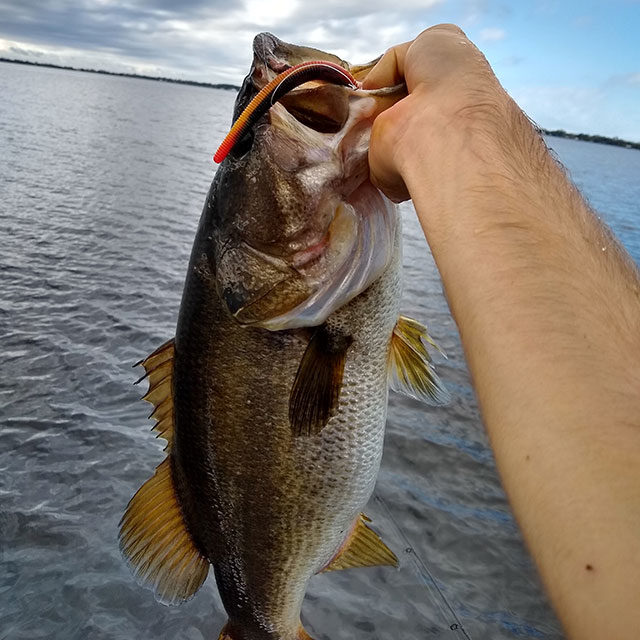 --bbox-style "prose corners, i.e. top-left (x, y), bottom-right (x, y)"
top-left (213, 60), bottom-right (358, 164)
